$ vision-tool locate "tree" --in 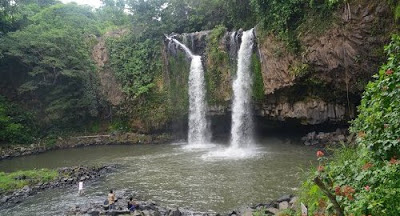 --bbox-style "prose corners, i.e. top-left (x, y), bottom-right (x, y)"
top-left (97, 0), bottom-right (129, 26)
top-left (1, 3), bottom-right (102, 130)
